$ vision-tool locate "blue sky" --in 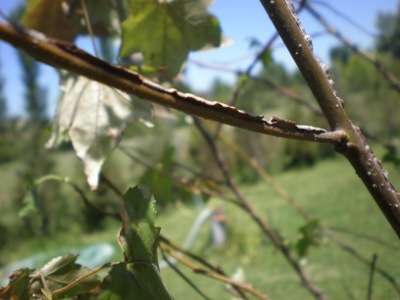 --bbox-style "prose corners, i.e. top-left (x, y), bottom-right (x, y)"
top-left (0, 0), bottom-right (398, 117)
